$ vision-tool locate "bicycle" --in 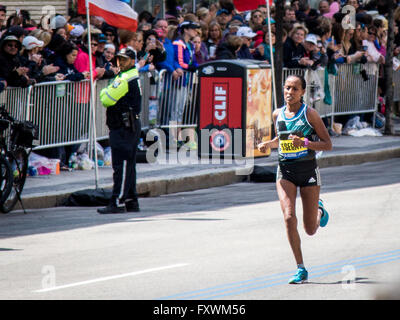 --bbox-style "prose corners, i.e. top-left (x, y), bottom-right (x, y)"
top-left (0, 105), bottom-right (39, 213)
